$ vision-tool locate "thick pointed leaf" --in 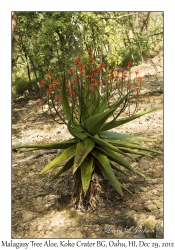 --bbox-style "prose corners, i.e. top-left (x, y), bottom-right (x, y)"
top-left (92, 151), bottom-right (123, 196)
top-left (105, 139), bottom-right (162, 154)
top-left (95, 146), bottom-right (146, 178)
top-left (99, 93), bottom-right (108, 113)
top-left (95, 144), bottom-right (135, 161)
top-left (73, 137), bottom-right (95, 173)
top-left (61, 72), bottom-right (71, 120)
top-left (14, 139), bottom-right (78, 150)
top-left (89, 85), bottom-right (100, 115)
top-left (91, 135), bottom-right (124, 152)
top-left (81, 97), bottom-right (90, 122)
top-left (40, 145), bottom-right (76, 174)
top-left (110, 163), bottom-right (130, 176)
top-left (99, 131), bottom-right (157, 142)
top-left (67, 119), bottom-right (87, 140)
top-left (99, 84), bottom-right (111, 113)
top-left (84, 107), bottom-right (116, 135)
top-left (49, 157), bottom-right (74, 182)
top-left (118, 147), bottom-right (153, 158)
top-left (101, 108), bottom-right (159, 131)
top-left (81, 157), bottom-right (94, 191)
